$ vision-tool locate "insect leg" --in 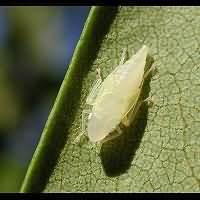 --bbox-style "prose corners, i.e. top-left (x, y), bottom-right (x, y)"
top-left (144, 64), bottom-right (156, 80)
top-left (143, 96), bottom-right (154, 107)
top-left (86, 68), bottom-right (102, 105)
top-left (119, 48), bottom-right (127, 65)
top-left (96, 67), bottom-right (102, 80)
top-left (73, 109), bottom-right (91, 143)
top-left (122, 95), bottom-right (154, 127)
